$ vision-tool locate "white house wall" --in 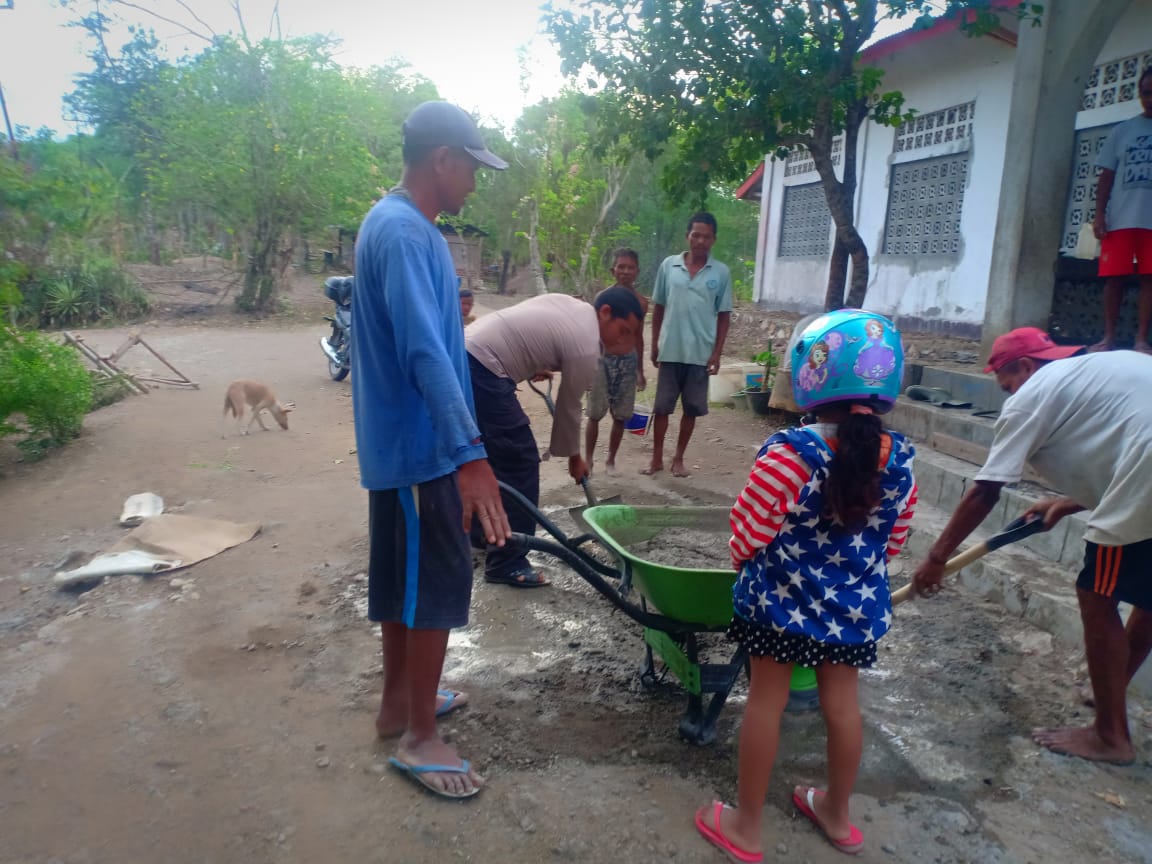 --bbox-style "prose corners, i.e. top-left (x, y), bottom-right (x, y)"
top-left (1076, 2), bottom-right (1152, 130)
top-left (754, 31), bottom-right (1016, 336)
